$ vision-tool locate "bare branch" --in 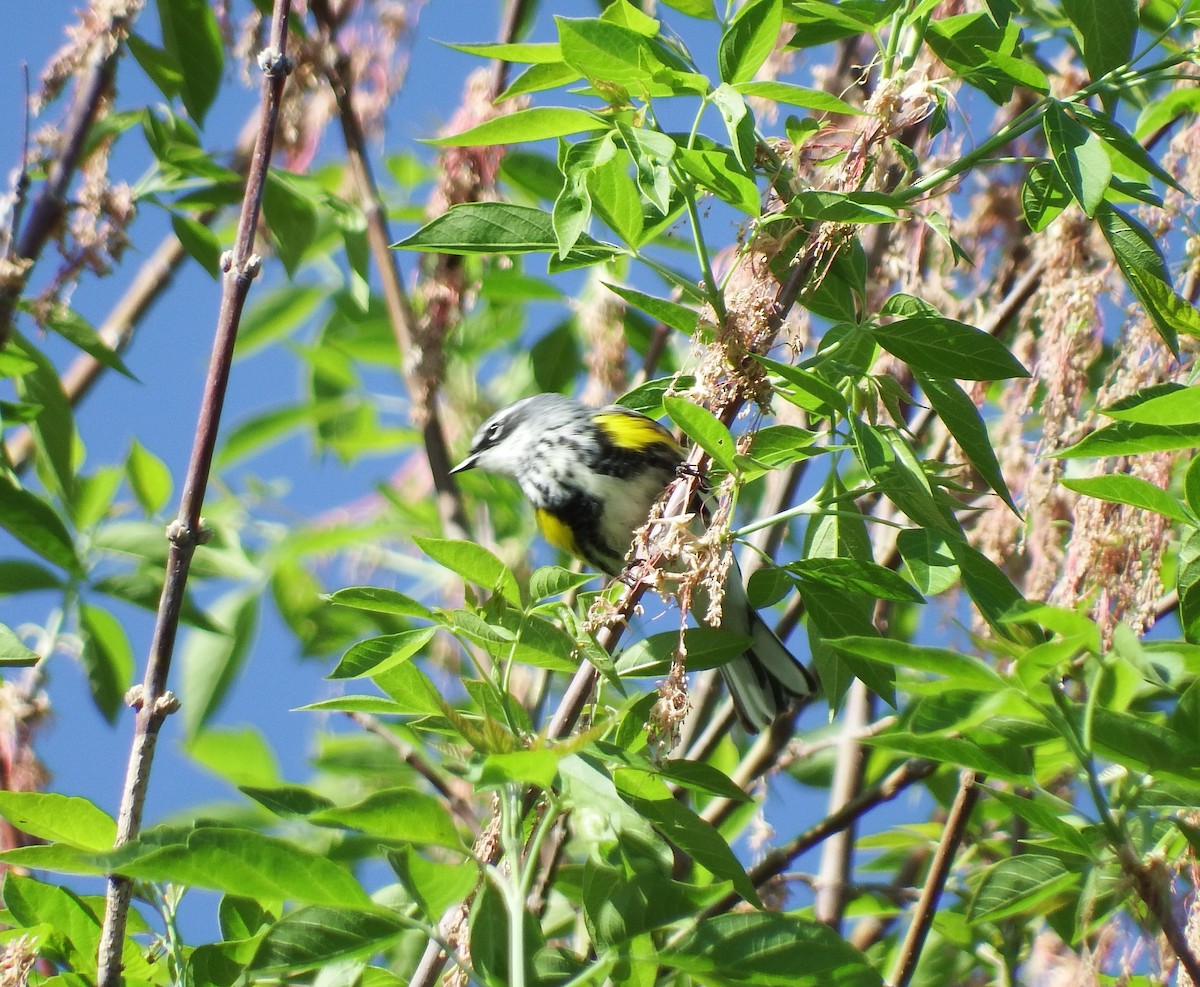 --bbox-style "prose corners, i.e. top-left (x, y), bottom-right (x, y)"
top-left (95, 5), bottom-right (294, 982)
top-left (890, 770), bottom-right (981, 987)
top-left (0, 3), bottom-right (143, 344)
